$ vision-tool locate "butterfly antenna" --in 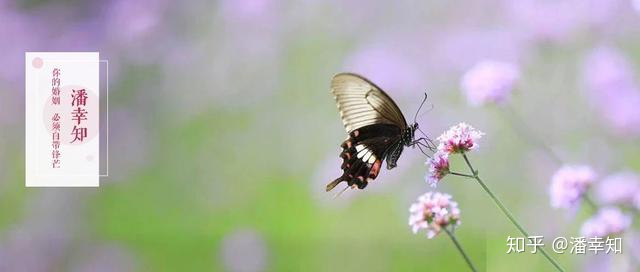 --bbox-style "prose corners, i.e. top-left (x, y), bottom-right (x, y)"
top-left (413, 93), bottom-right (429, 124)
top-left (333, 185), bottom-right (350, 199)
